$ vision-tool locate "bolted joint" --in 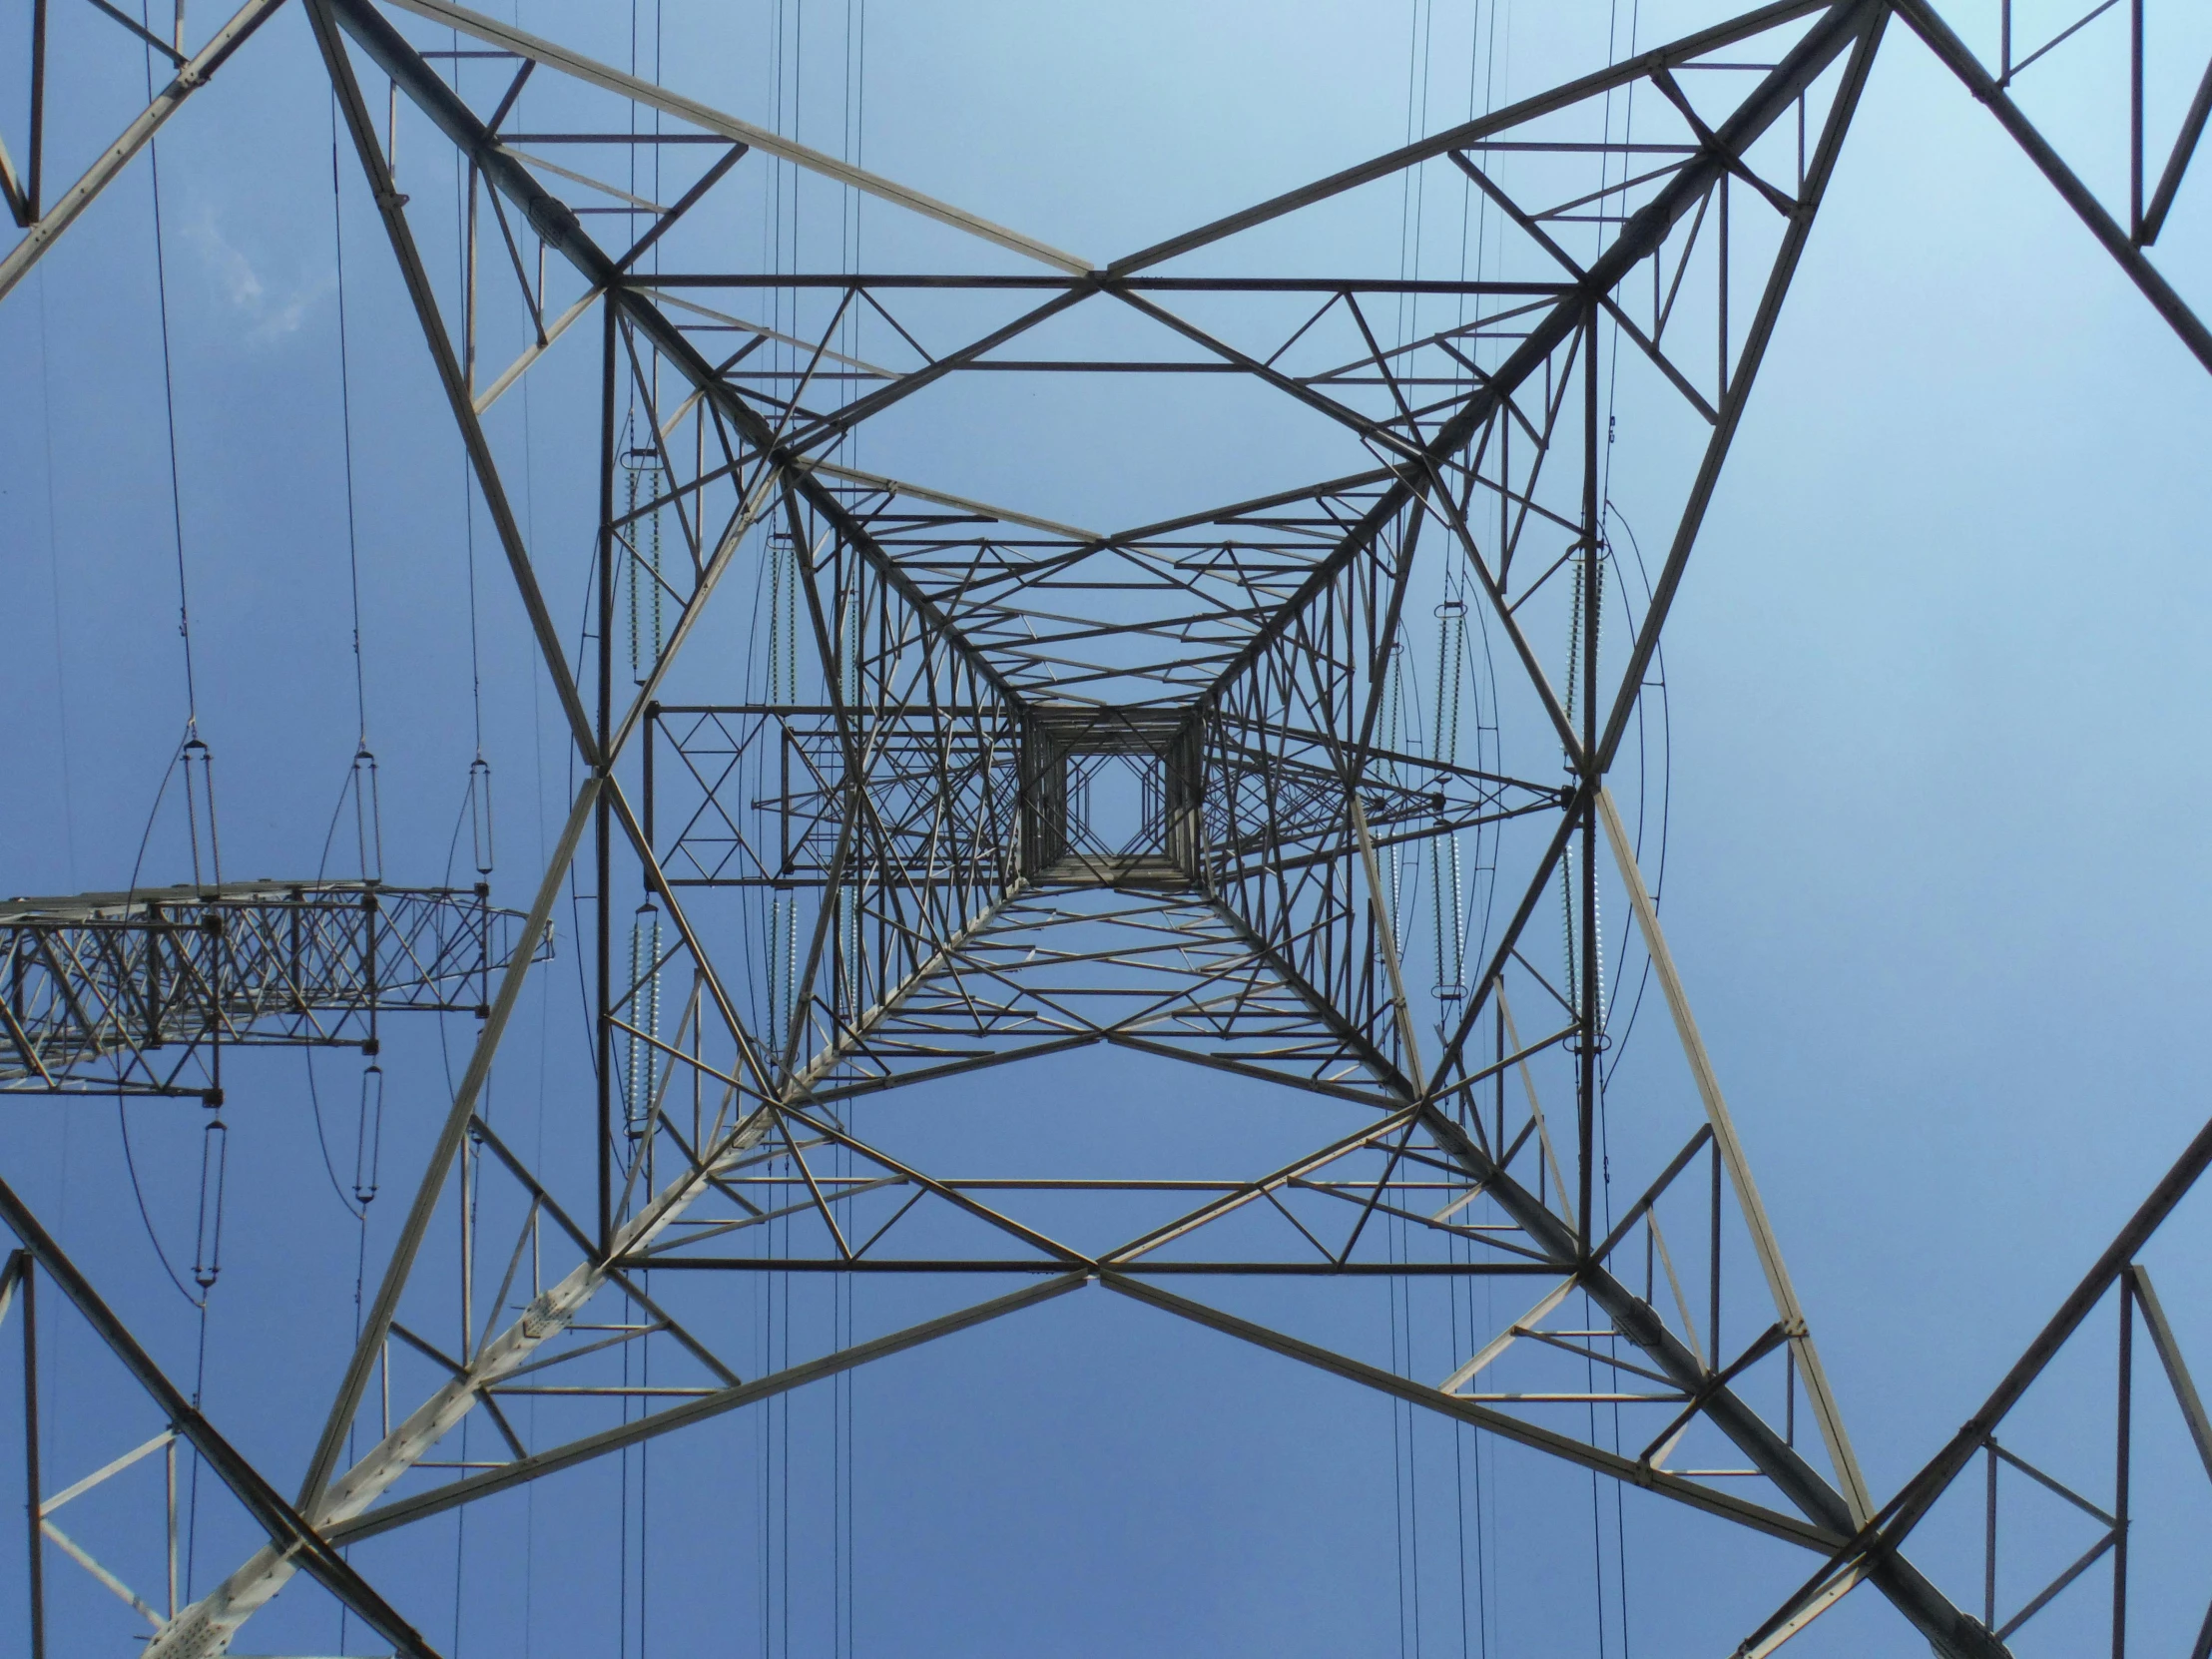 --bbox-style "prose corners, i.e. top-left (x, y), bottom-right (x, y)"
top-left (518, 1293), bottom-right (558, 1341)
top-left (525, 194), bottom-right (582, 246)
